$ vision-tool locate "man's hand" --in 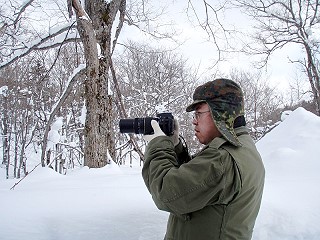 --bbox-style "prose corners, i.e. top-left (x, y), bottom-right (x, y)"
top-left (143, 120), bottom-right (165, 143)
top-left (170, 118), bottom-right (180, 146)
